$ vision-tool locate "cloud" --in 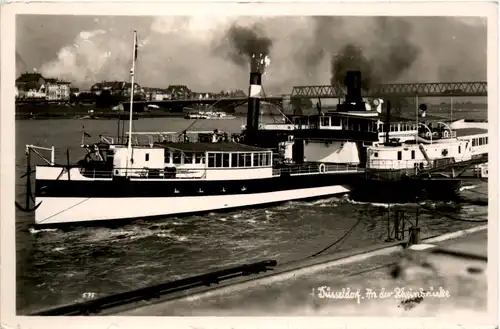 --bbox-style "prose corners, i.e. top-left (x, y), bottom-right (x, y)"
top-left (16, 15), bottom-right (486, 93)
